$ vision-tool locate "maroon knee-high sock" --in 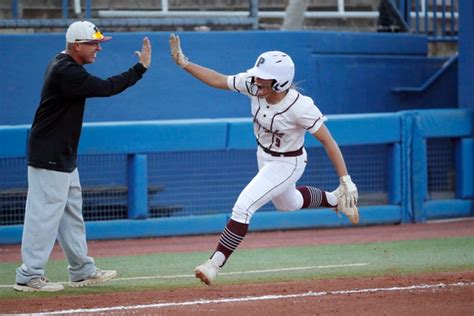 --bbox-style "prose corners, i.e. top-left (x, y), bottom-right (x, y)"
top-left (212, 219), bottom-right (248, 267)
top-left (297, 186), bottom-right (334, 208)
